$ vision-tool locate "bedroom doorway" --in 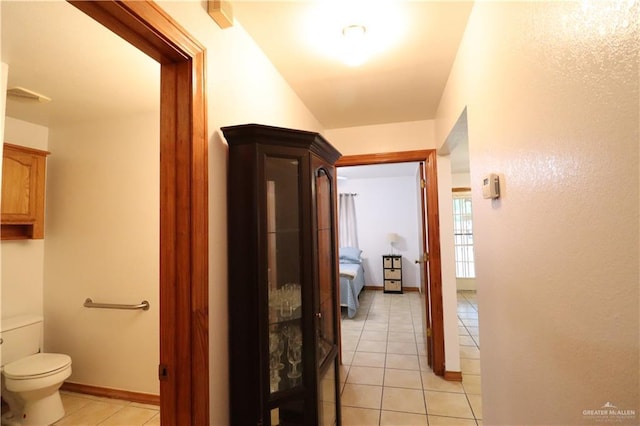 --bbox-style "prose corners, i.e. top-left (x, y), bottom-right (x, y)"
top-left (336, 150), bottom-right (445, 376)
